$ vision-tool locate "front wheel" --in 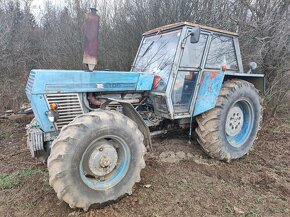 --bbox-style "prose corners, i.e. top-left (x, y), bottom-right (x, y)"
top-left (47, 110), bottom-right (146, 211)
top-left (195, 79), bottom-right (262, 161)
